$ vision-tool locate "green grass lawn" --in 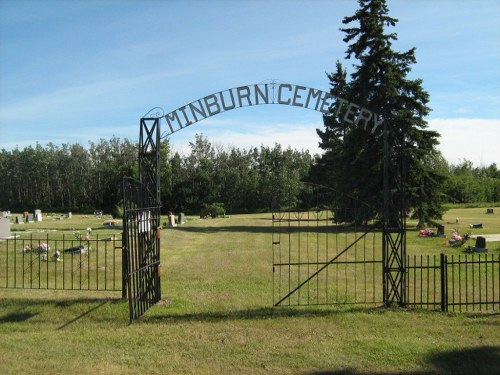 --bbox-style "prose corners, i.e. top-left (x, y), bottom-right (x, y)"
top-left (0, 209), bottom-right (499, 374)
